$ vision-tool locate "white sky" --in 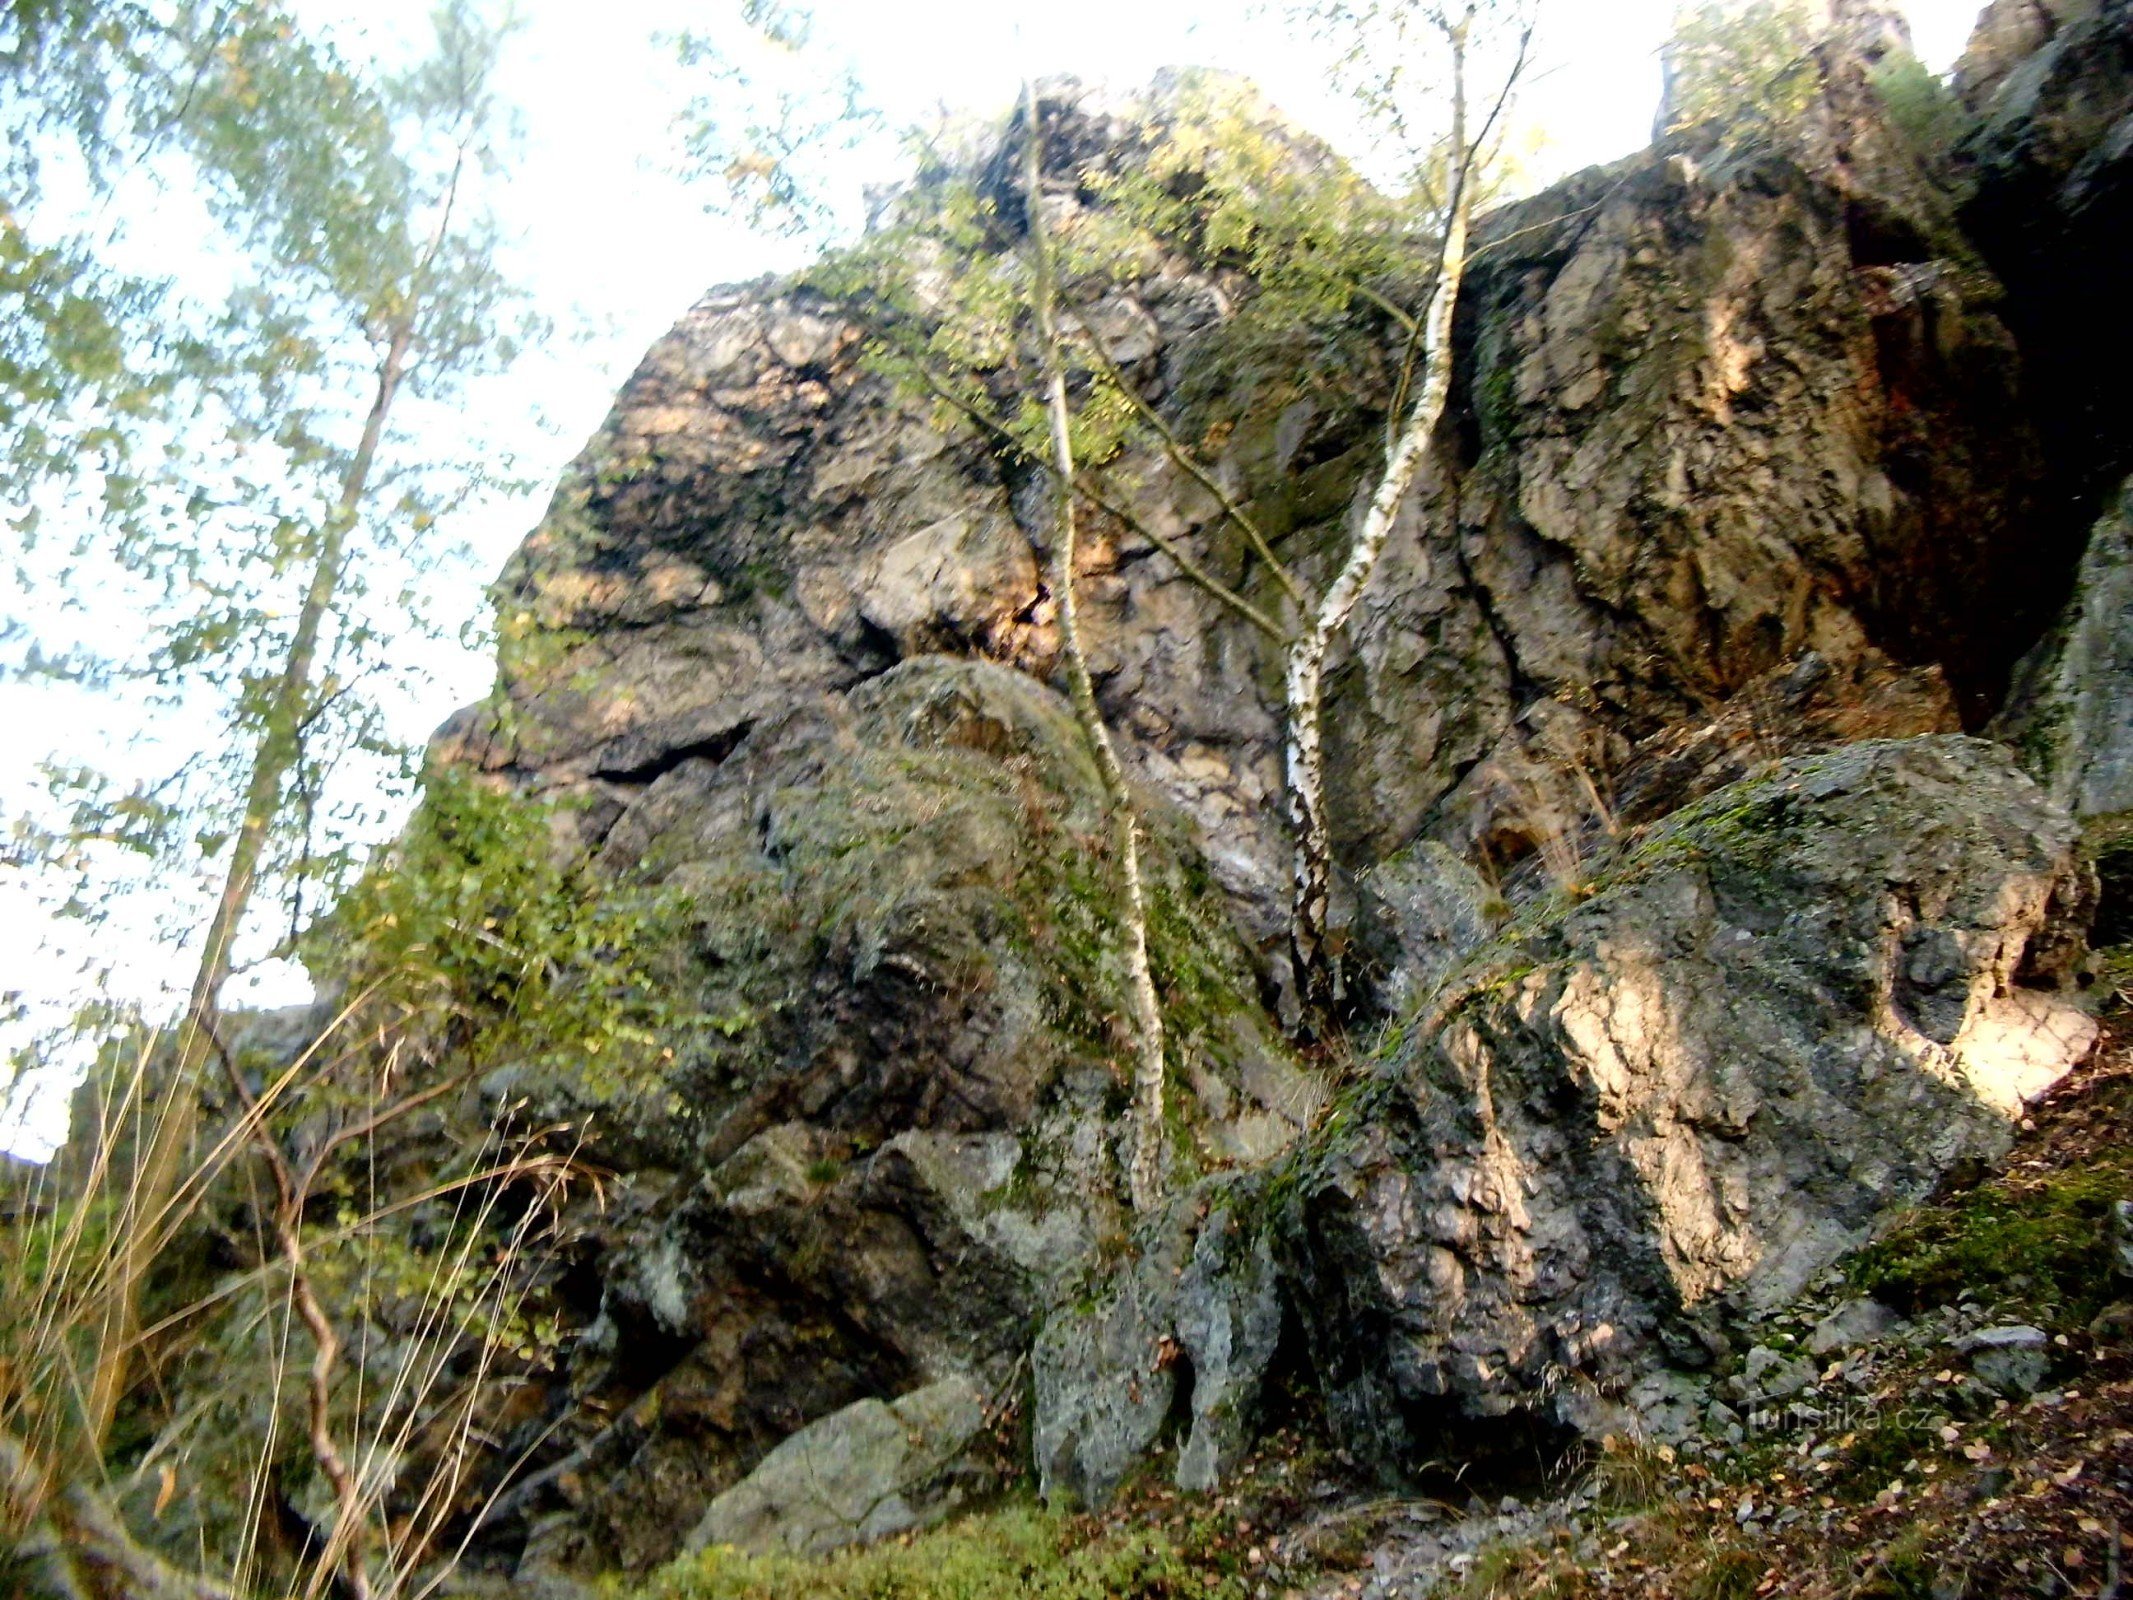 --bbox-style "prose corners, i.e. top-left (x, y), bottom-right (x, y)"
top-left (0, 0), bottom-right (1990, 1154)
